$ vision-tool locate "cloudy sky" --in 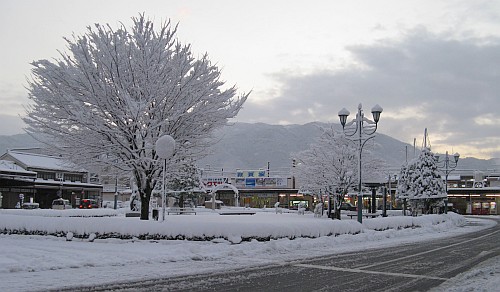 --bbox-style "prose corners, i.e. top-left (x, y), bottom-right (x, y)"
top-left (1, 0), bottom-right (499, 159)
